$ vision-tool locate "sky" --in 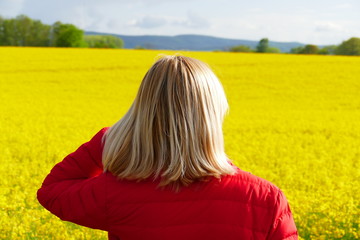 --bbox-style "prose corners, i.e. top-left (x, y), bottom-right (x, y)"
top-left (0, 0), bottom-right (359, 45)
